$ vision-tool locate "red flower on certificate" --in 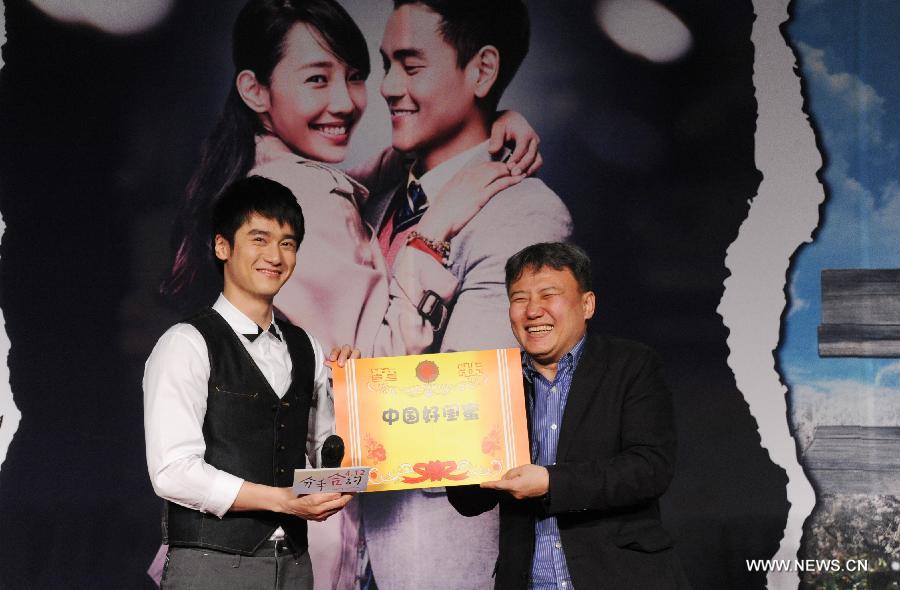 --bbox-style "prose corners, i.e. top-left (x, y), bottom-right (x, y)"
top-left (415, 360), bottom-right (439, 383)
top-left (402, 460), bottom-right (468, 483)
top-left (481, 425), bottom-right (501, 456)
top-left (365, 433), bottom-right (386, 463)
